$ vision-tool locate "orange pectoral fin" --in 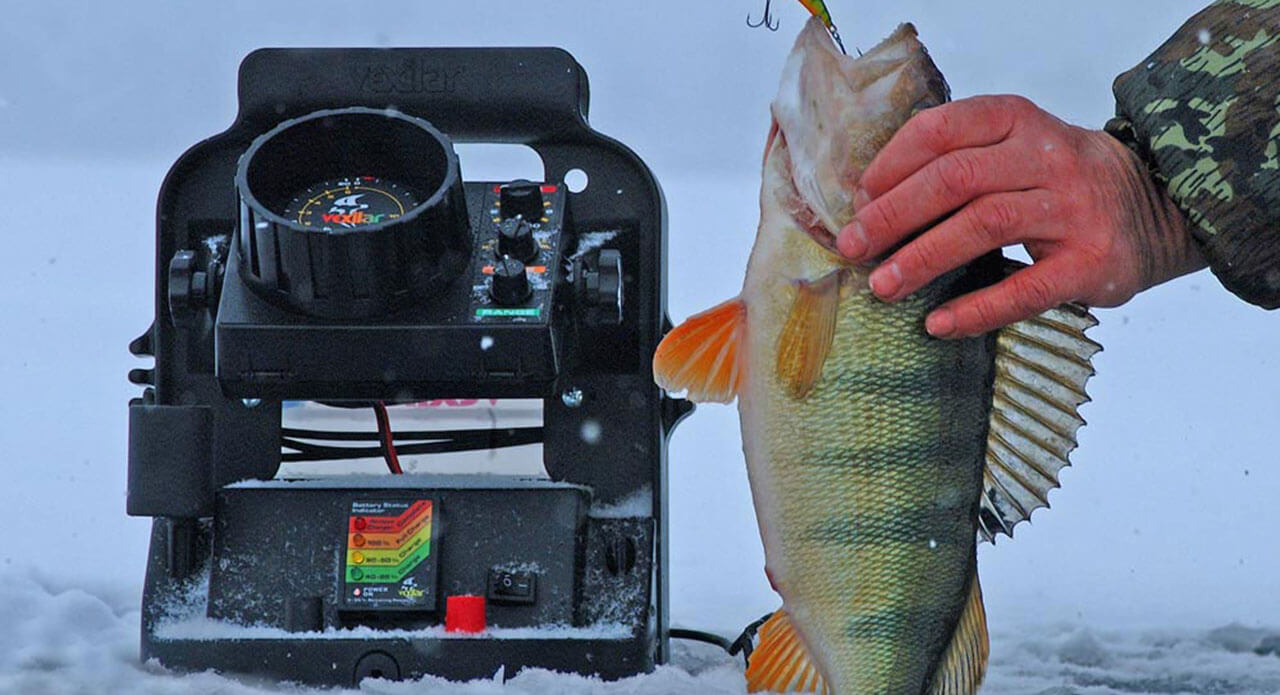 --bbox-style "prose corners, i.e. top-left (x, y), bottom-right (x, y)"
top-left (745, 610), bottom-right (829, 694)
top-left (776, 270), bottom-right (844, 399)
top-left (652, 298), bottom-right (746, 404)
